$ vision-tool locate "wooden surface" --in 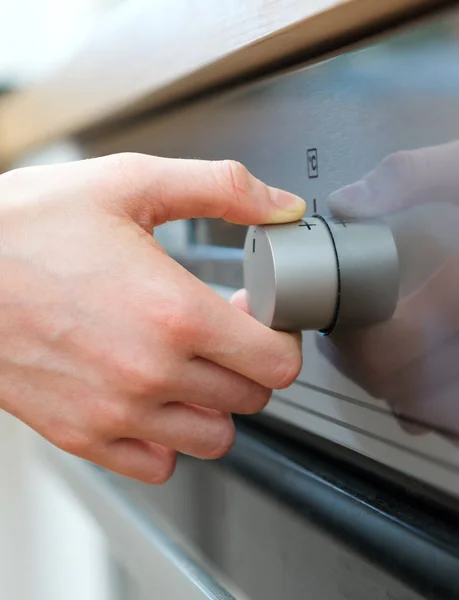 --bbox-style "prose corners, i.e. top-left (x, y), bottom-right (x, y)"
top-left (0, 0), bottom-right (443, 164)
